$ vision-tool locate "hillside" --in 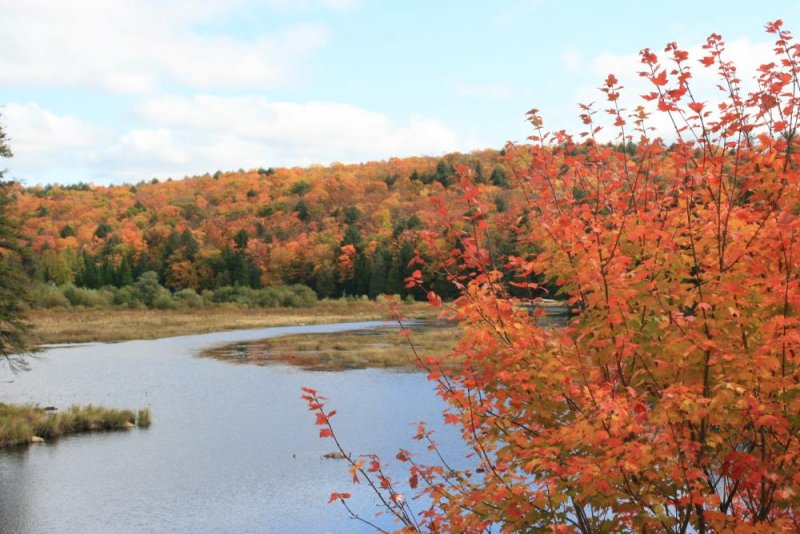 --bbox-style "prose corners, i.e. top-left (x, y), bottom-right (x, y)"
top-left (13, 149), bottom-right (519, 301)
